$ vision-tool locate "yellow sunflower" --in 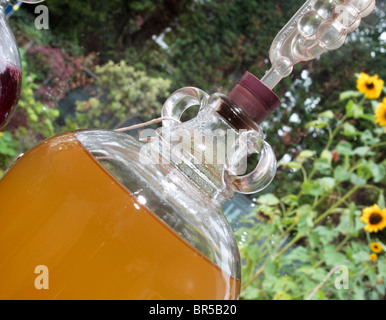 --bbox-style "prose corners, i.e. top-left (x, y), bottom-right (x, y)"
top-left (370, 242), bottom-right (383, 254)
top-left (361, 204), bottom-right (386, 233)
top-left (375, 97), bottom-right (386, 127)
top-left (356, 73), bottom-right (384, 99)
top-left (370, 253), bottom-right (378, 262)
